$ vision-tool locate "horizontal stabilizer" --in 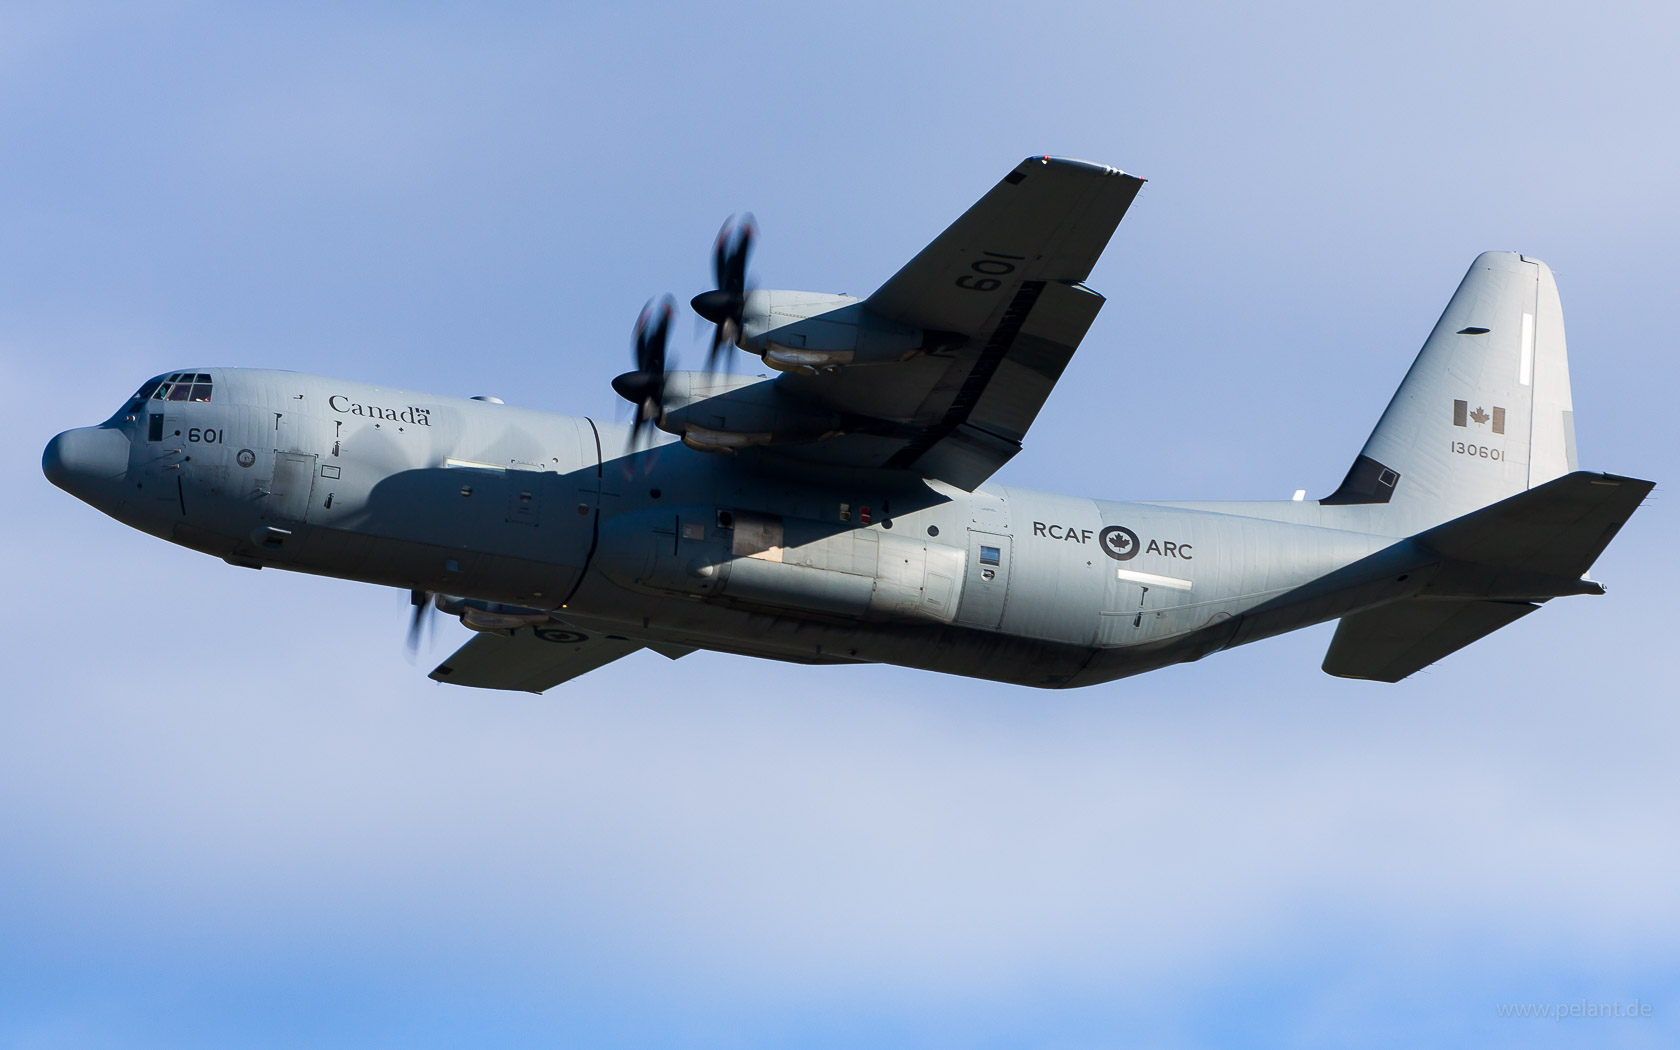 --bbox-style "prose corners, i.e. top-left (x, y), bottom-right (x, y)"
top-left (1322, 470), bottom-right (1652, 681)
top-left (1323, 599), bottom-right (1539, 682)
top-left (430, 624), bottom-right (644, 693)
top-left (1415, 470), bottom-right (1654, 584)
